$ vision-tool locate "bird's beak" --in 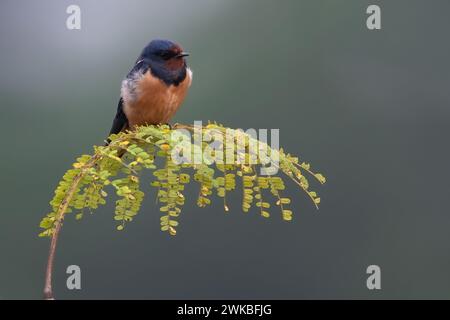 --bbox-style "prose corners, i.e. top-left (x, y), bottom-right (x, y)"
top-left (176, 52), bottom-right (190, 58)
